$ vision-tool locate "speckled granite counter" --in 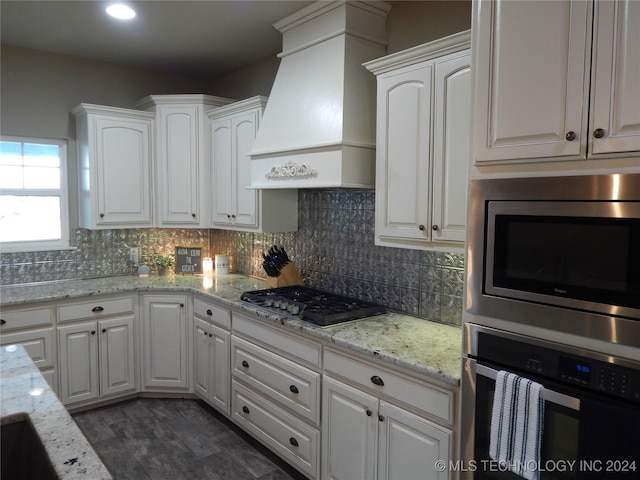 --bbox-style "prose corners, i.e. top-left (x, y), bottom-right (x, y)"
top-left (0, 274), bottom-right (462, 385)
top-left (1, 344), bottom-right (112, 479)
